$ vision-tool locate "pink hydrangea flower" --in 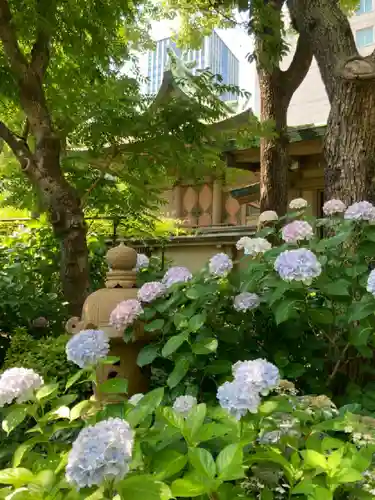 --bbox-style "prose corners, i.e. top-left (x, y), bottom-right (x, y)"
top-left (110, 299), bottom-right (143, 330)
top-left (281, 220), bottom-right (314, 243)
top-left (137, 281), bottom-right (165, 303)
top-left (322, 199), bottom-right (346, 216)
